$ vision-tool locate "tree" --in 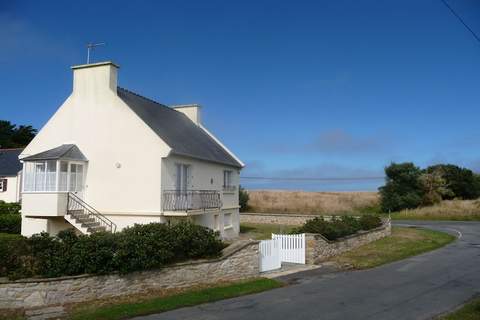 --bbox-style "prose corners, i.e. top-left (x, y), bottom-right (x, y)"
top-left (0, 121), bottom-right (36, 148)
top-left (379, 162), bottom-right (424, 212)
top-left (239, 186), bottom-right (250, 212)
top-left (419, 172), bottom-right (452, 206)
top-left (426, 164), bottom-right (480, 200)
